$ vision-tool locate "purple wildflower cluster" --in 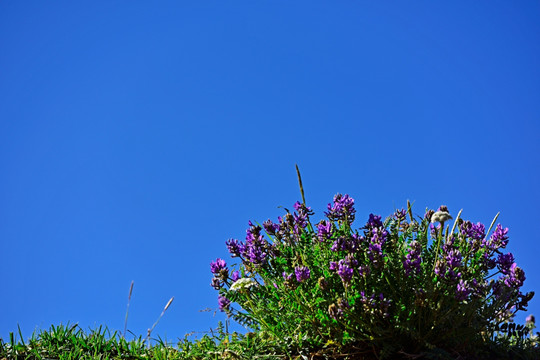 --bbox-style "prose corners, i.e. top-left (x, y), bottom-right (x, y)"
top-left (455, 279), bottom-right (471, 301)
top-left (460, 221), bottom-right (488, 255)
top-left (366, 227), bottom-right (388, 268)
top-left (261, 202), bottom-right (314, 244)
top-left (262, 219), bottom-right (280, 236)
top-left (367, 213), bottom-right (383, 228)
top-left (330, 235), bottom-right (363, 253)
top-left (504, 263), bottom-right (526, 288)
top-left (434, 238), bottom-right (463, 282)
top-left (282, 267), bottom-right (312, 289)
top-left (427, 214), bottom-right (530, 306)
top-left (218, 294), bottom-right (231, 311)
top-left (324, 212), bottom-right (388, 287)
top-left (225, 222), bottom-right (273, 268)
top-left (490, 224), bottom-right (509, 248)
top-left (317, 220), bottom-right (333, 242)
top-left (329, 254), bottom-right (358, 285)
top-left (295, 266), bottom-right (311, 282)
top-left (432, 235), bottom-right (492, 301)
top-left (210, 258), bottom-right (227, 274)
top-left (460, 221), bottom-right (486, 242)
top-left (293, 201), bottom-right (312, 231)
top-left (326, 194), bottom-right (356, 223)
top-left (404, 240), bottom-right (422, 276)
top-left (244, 222), bottom-right (269, 266)
top-left (210, 258), bottom-right (229, 290)
top-left (393, 208), bottom-right (407, 221)
top-left (497, 253), bottom-right (514, 275)
top-left (211, 193), bottom-right (534, 346)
